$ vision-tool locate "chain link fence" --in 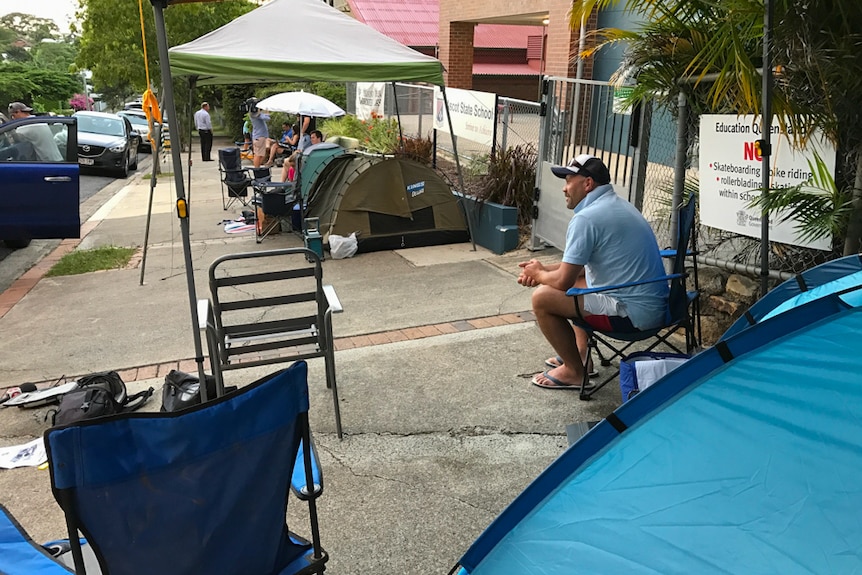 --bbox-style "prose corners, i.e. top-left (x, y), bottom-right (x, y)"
top-left (345, 82), bottom-right (541, 162)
